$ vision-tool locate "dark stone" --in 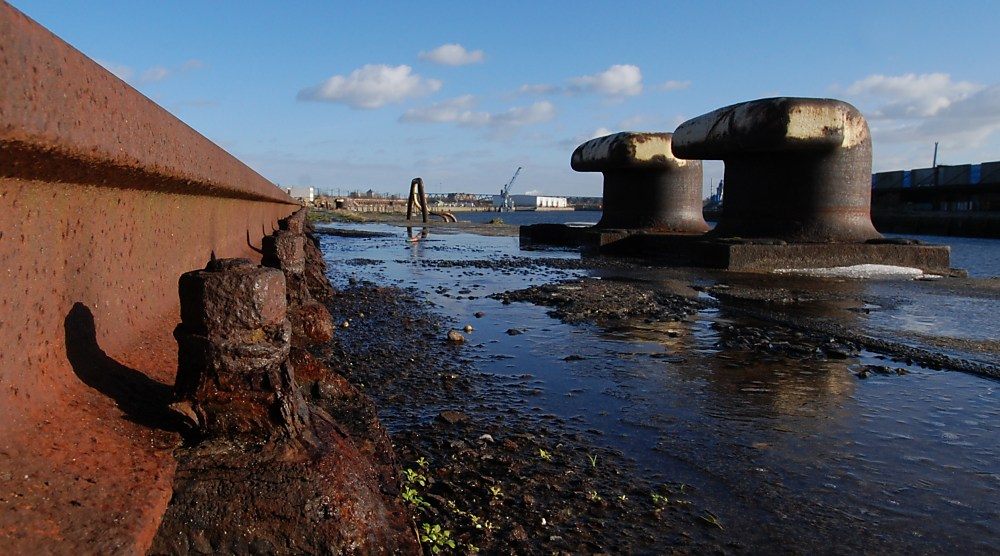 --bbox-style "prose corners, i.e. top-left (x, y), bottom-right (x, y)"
top-left (437, 410), bottom-right (470, 425)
